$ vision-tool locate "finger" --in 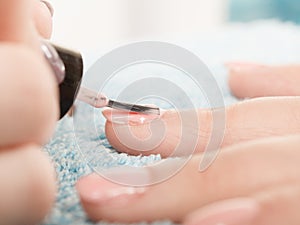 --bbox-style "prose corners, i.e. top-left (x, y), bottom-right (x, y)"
top-left (103, 97), bottom-right (300, 157)
top-left (0, 45), bottom-right (59, 147)
top-left (103, 109), bottom-right (212, 157)
top-left (0, 144), bottom-right (56, 225)
top-left (183, 183), bottom-right (300, 225)
top-left (251, 183), bottom-right (300, 225)
top-left (76, 135), bottom-right (300, 223)
top-left (33, 0), bottom-right (53, 38)
top-left (183, 198), bottom-right (260, 225)
top-left (0, 0), bottom-right (37, 46)
top-left (227, 62), bottom-right (300, 98)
